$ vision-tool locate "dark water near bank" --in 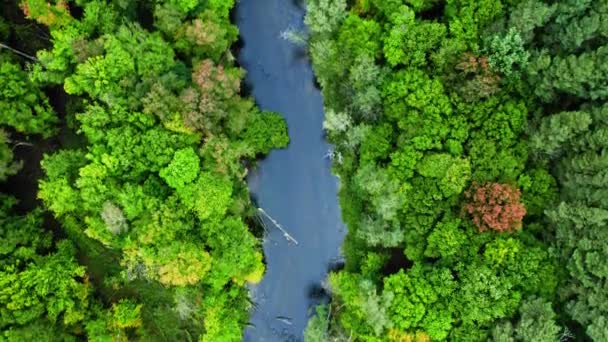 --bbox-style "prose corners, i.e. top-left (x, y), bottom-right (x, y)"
top-left (236, 0), bottom-right (346, 340)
